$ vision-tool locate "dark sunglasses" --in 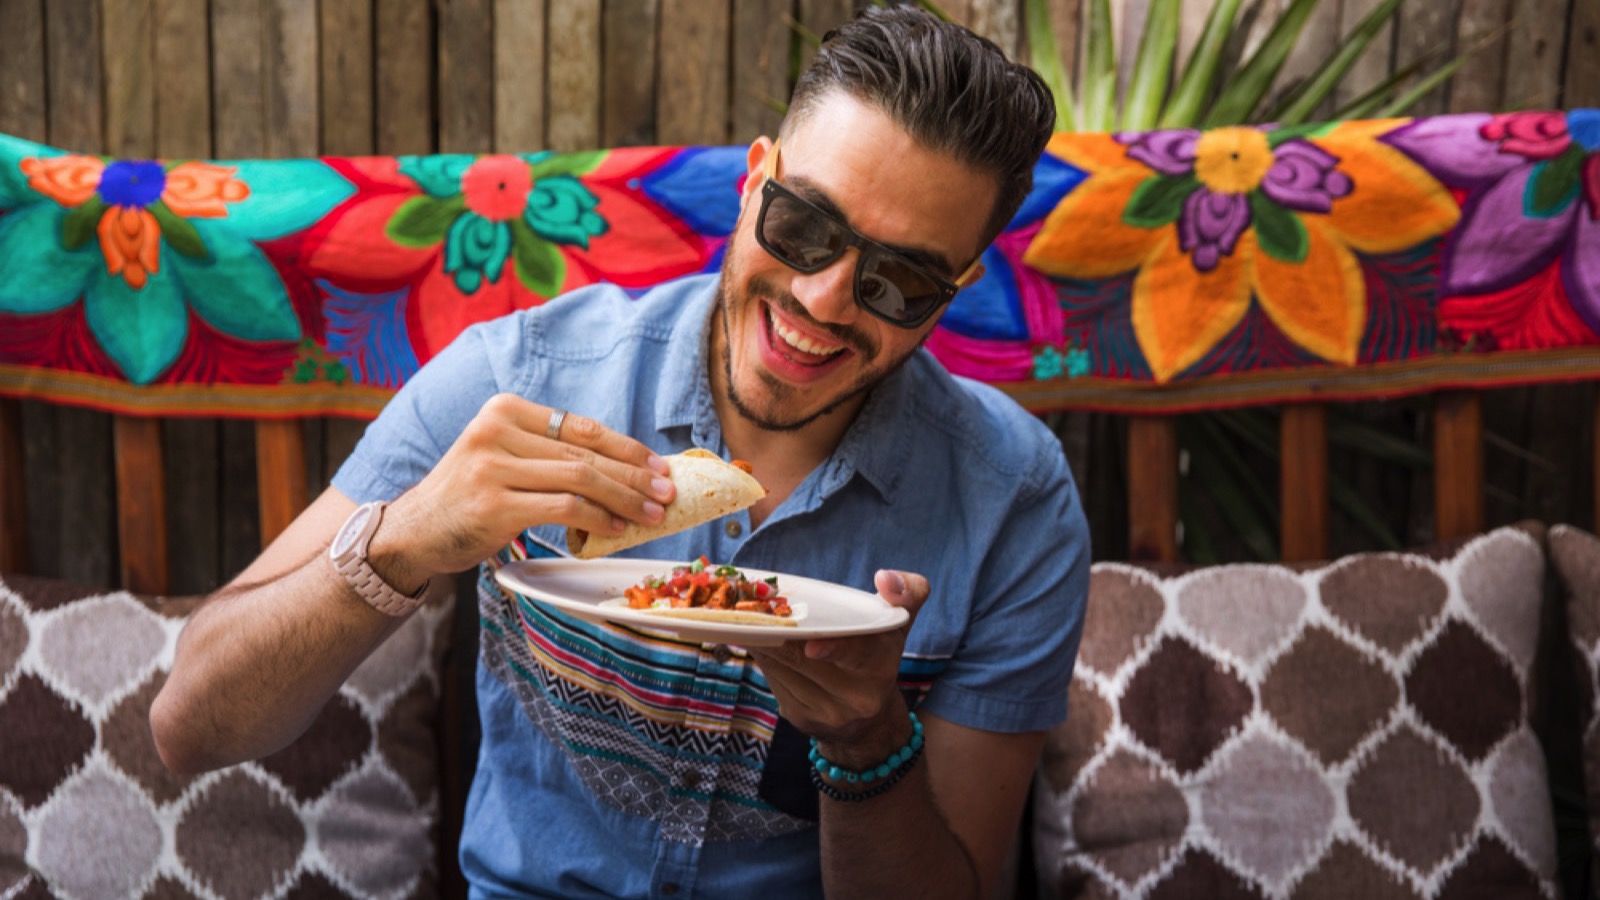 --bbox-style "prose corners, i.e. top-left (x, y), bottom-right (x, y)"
top-left (754, 140), bottom-right (982, 329)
